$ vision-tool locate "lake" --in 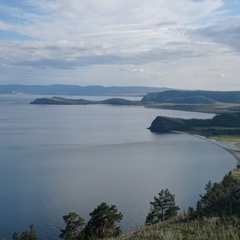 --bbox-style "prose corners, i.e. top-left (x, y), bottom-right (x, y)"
top-left (0, 94), bottom-right (237, 239)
